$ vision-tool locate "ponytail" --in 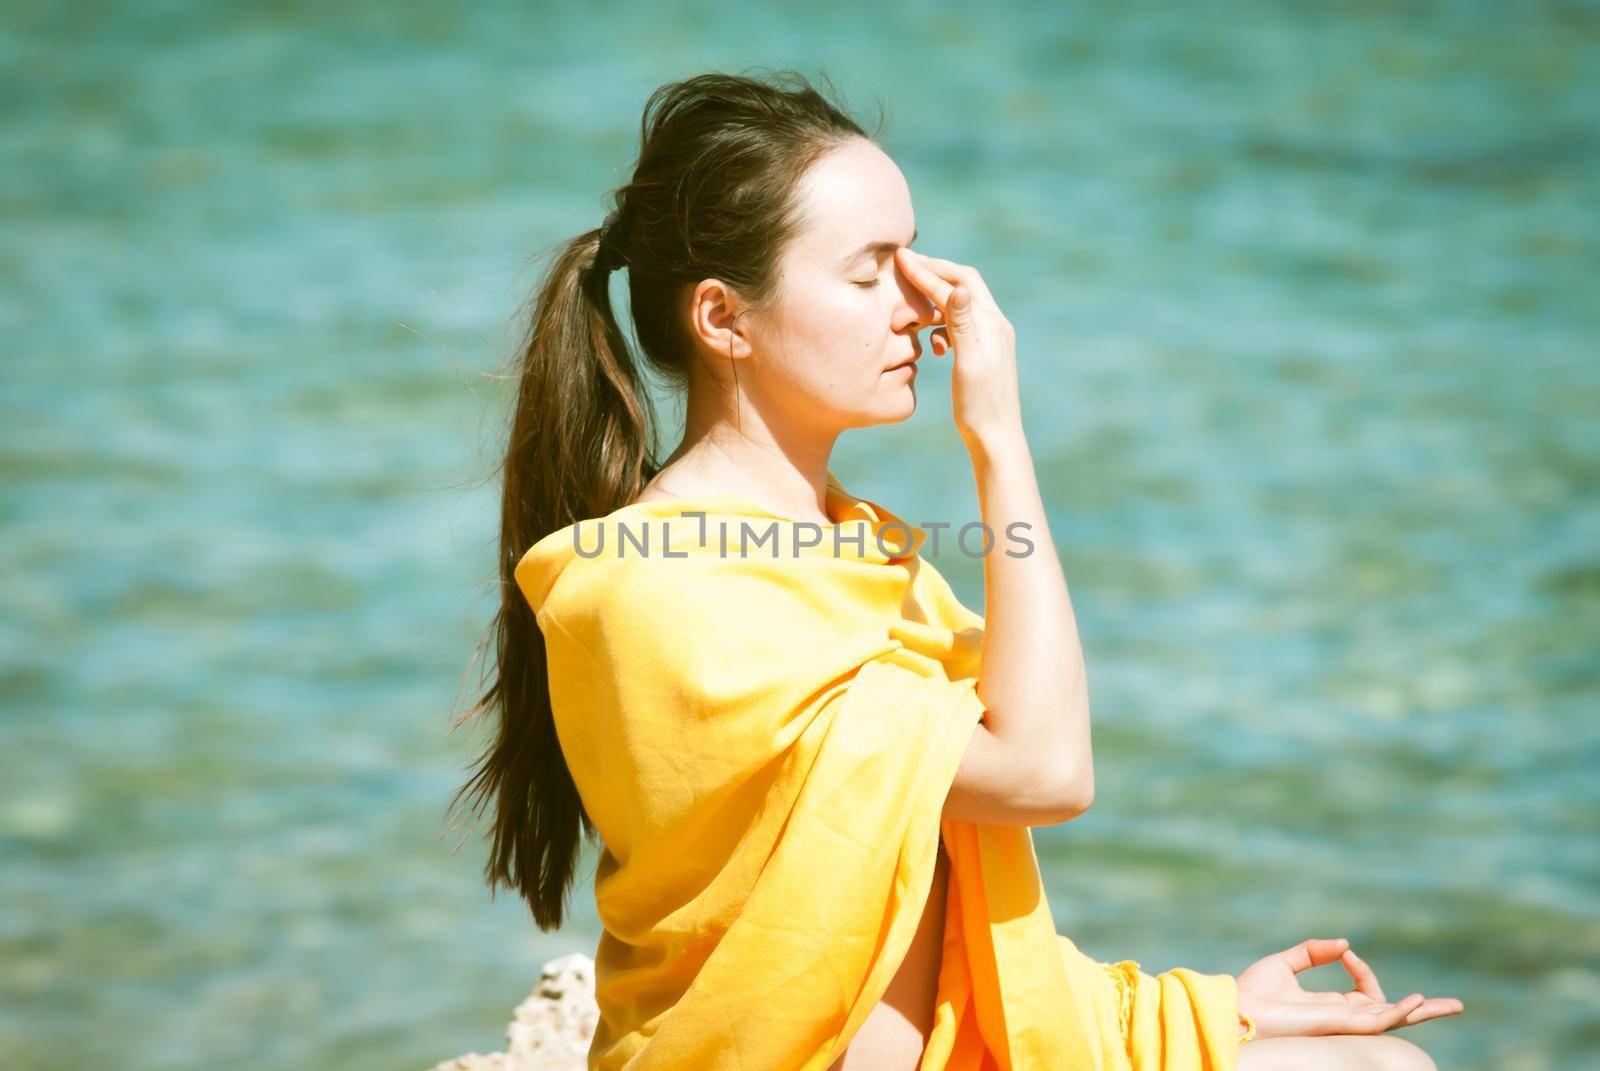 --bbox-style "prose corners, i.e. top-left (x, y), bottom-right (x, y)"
top-left (447, 67), bottom-right (874, 930)
top-left (445, 217), bottom-right (657, 931)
